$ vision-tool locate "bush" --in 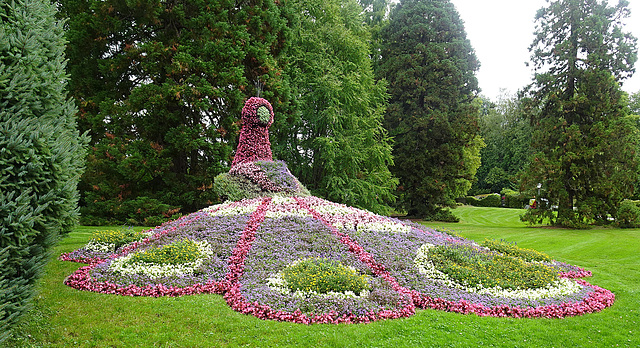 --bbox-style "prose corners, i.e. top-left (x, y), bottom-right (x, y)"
top-left (0, 0), bottom-right (86, 341)
top-left (80, 196), bottom-right (178, 227)
top-left (466, 194), bottom-right (502, 207)
top-left (478, 194), bottom-right (502, 207)
top-left (465, 196), bottom-right (480, 206)
top-left (616, 200), bottom-right (640, 228)
top-left (501, 189), bottom-right (528, 209)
